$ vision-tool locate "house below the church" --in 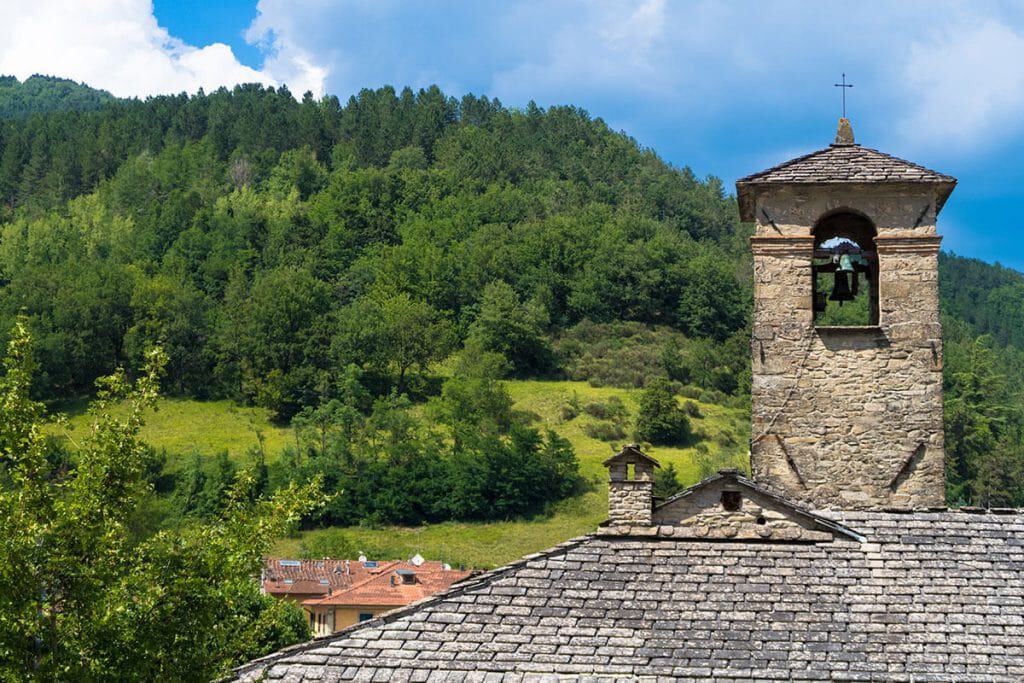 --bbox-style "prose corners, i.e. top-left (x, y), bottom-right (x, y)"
top-left (233, 121), bottom-right (1024, 682)
top-left (302, 560), bottom-right (474, 635)
top-left (262, 556), bottom-right (474, 635)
